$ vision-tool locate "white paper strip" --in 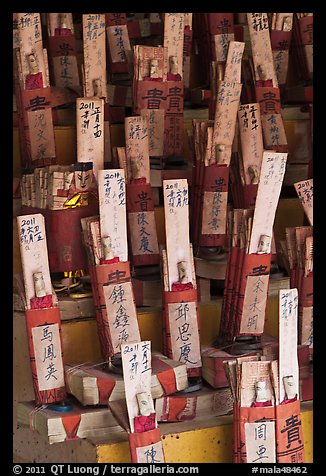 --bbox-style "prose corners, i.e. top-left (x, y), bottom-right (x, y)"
top-left (248, 151), bottom-right (287, 254)
top-left (294, 179), bottom-right (313, 226)
top-left (279, 288), bottom-right (299, 403)
top-left (17, 214), bottom-right (52, 309)
top-left (82, 14), bottom-right (107, 99)
top-left (163, 179), bottom-right (193, 290)
top-left (98, 169), bottom-right (128, 262)
top-left (76, 97), bottom-right (104, 179)
top-left (121, 341), bottom-right (155, 433)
